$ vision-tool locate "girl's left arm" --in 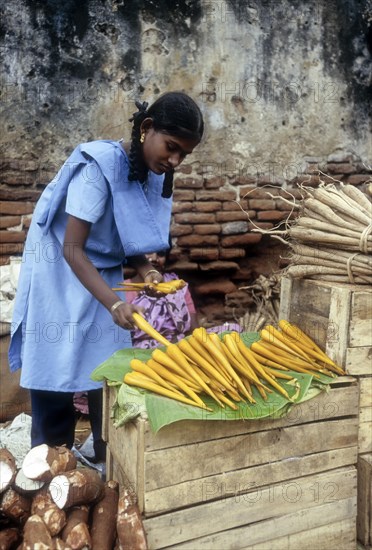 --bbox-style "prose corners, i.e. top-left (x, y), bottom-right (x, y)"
top-left (127, 255), bottom-right (164, 284)
top-left (63, 215), bottom-right (143, 329)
